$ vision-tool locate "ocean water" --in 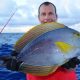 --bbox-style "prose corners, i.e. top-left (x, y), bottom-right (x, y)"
top-left (0, 33), bottom-right (26, 80)
top-left (0, 33), bottom-right (80, 80)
